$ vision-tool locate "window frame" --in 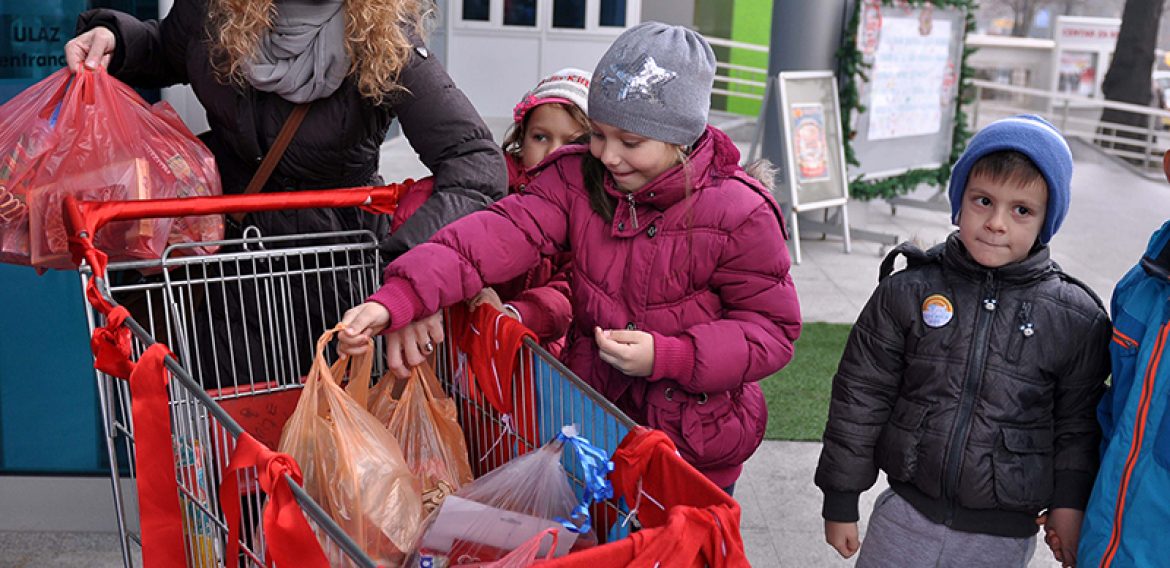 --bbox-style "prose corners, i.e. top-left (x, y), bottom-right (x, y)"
top-left (452, 0), bottom-right (638, 34)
